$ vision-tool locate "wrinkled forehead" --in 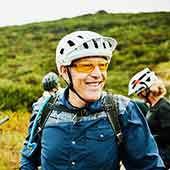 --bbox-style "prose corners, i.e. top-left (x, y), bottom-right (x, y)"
top-left (72, 56), bottom-right (108, 64)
